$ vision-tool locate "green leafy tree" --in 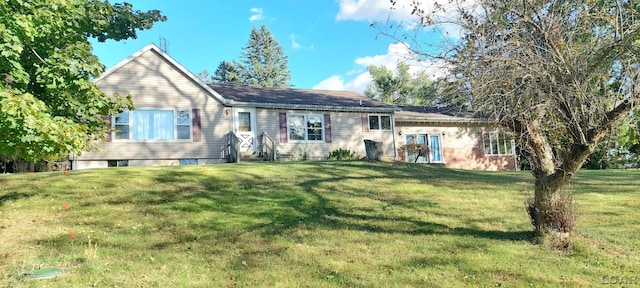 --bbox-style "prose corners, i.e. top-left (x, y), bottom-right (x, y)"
top-left (237, 24), bottom-right (292, 88)
top-left (388, 0), bottom-right (640, 238)
top-left (618, 109), bottom-right (640, 157)
top-left (212, 61), bottom-right (242, 84)
top-left (365, 62), bottom-right (437, 105)
top-left (0, 0), bottom-right (166, 162)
